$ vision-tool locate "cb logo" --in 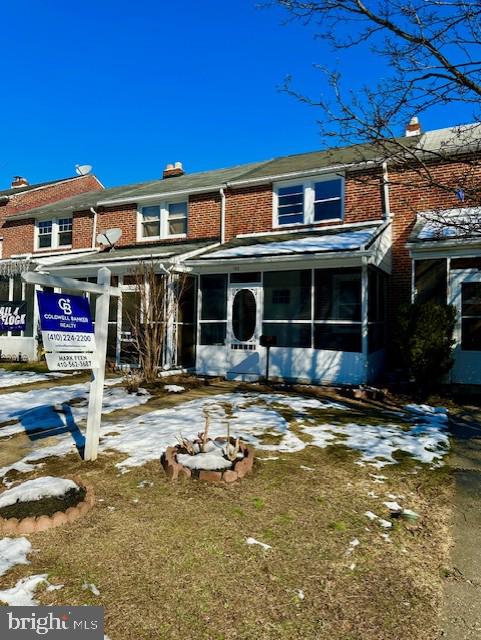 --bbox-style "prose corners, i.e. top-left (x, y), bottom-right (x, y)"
top-left (58, 298), bottom-right (72, 315)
